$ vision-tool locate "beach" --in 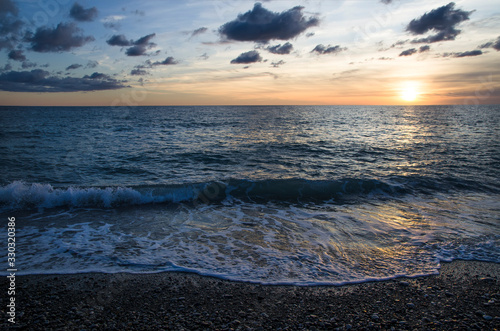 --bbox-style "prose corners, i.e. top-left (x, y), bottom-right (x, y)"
top-left (1, 260), bottom-right (498, 330)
